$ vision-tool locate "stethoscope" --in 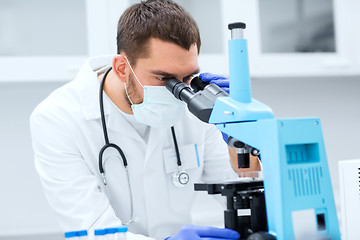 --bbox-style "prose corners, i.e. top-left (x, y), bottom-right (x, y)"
top-left (98, 66), bottom-right (189, 225)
